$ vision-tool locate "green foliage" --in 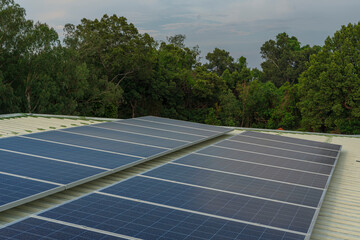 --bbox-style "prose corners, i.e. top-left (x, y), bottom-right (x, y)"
top-left (260, 33), bottom-right (320, 87)
top-left (205, 108), bottom-right (221, 126)
top-left (205, 48), bottom-right (235, 76)
top-left (1, 1), bottom-right (359, 134)
top-left (298, 22), bottom-right (360, 134)
top-left (236, 80), bottom-right (280, 128)
top-left (267, 82), bottom-right (300, 129)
